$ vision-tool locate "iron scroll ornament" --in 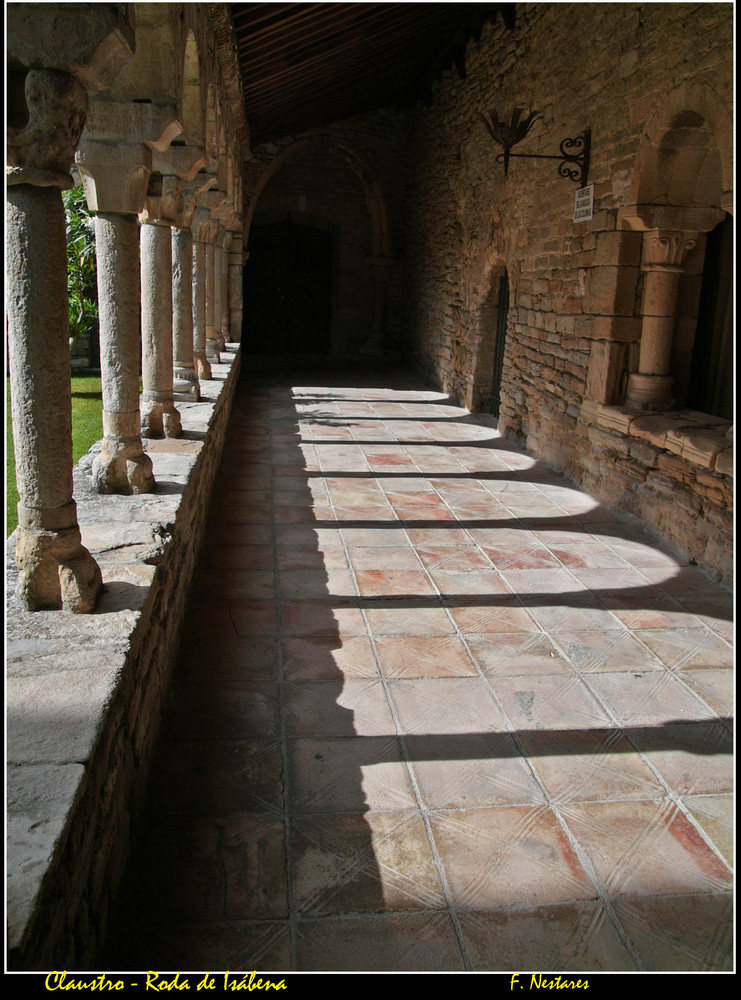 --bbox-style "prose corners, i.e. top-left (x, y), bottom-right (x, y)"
top-left (481, 108), bottom-right (591, 185)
